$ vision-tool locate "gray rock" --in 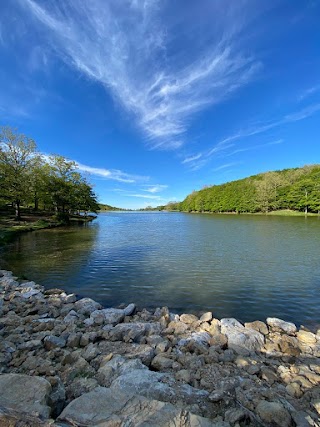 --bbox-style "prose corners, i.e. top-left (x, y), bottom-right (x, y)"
top-left (44, 335), bottom-right (66, 350)
top-left (266, 317), bottom-right (297, 335)
top-left (90, 307), bottom-right (125, 326)
top-left (220, 318), bottom-right (264, 354)
top-left (82, 342), bottom-right (100, 361)
top-left (0, 373), bottom-right (51, 418)
top-left (58, 387), bottom-right (213, 426)
top-left (151, 354), bottom-right (174, 370)
top-left (102, 308), bottom-right (125, 325)
top-left (178, 332), bottom-right (211, 347)
top-left (110, 366), bottom-right (208, 404)
top-left (75, 297), bottom-right (102, 315)
top-left (20, 288), bottom-right (42, 298)
top-left (124, 303), bottom-right (136, 316)
top-left (48, 377), bottom-right (66, 418)
top-left (256, 400), bottom-right (292, 427)
top-left (67, 332), bottom-right (82, 348)
top-left (63, 309), bottom-right (79, 324)
top-left (110, 322), bottom-right (161, 343)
